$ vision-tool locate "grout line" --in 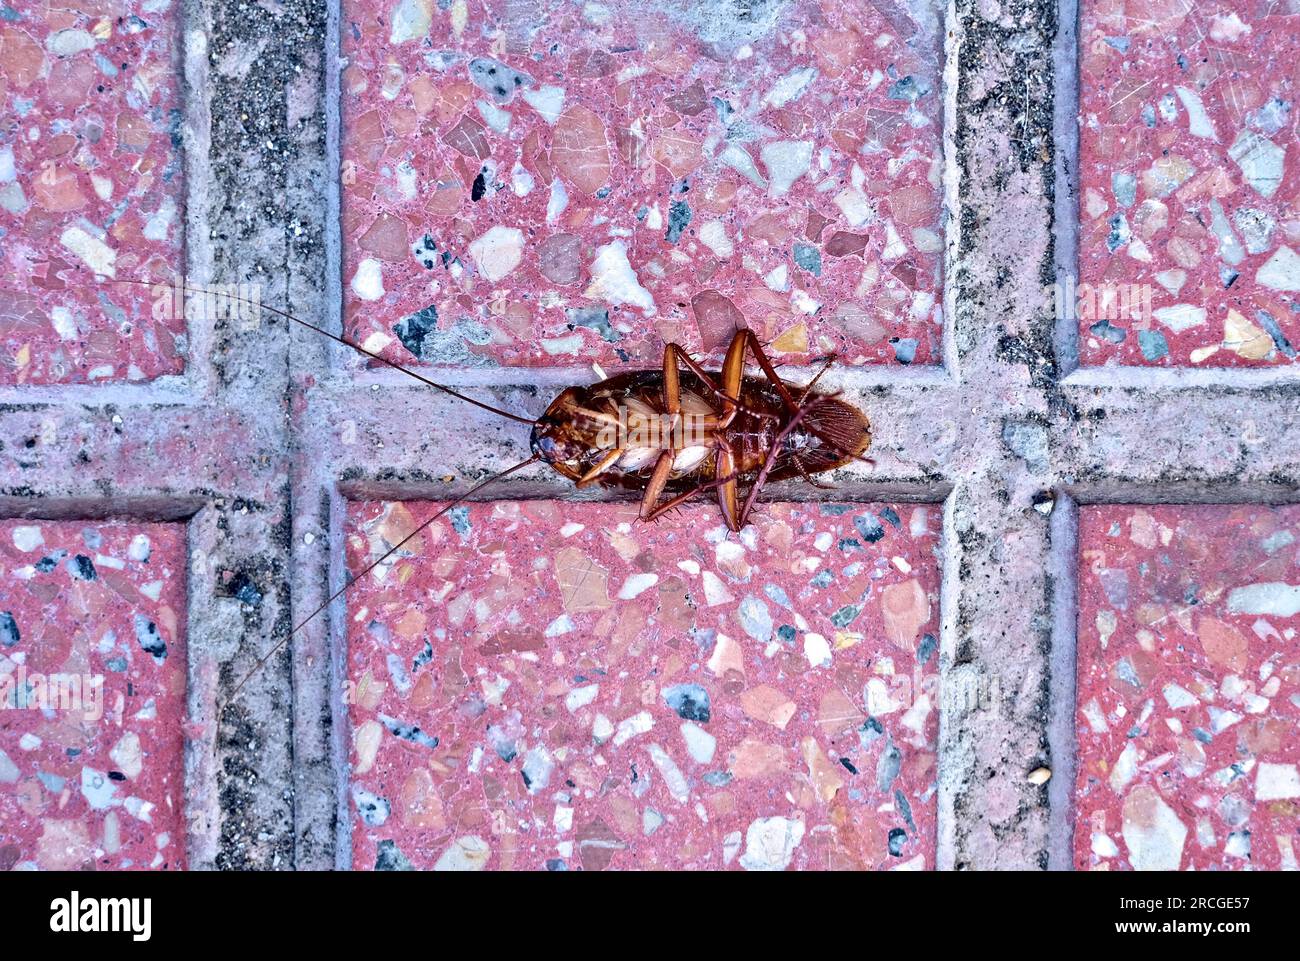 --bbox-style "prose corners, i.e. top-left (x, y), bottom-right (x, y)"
top-left (324, 0), bottom-right (352, 872)
top-left (183, 504), bottom-right (223, 869)
top-left (941, 0), bottom-right (962, 380)
top-left (0, 378), bottom-right (201, 407)
top-left (327, 483), bottom-right (353, 871)
top-left (1062, 364), bottom-right (1300, 390)
top-left (933, 0), bottom-right (964, 872)
top-left (325, 0), bottom-right (343, 361)
top-left (1045, 490), bottom-right (1080, 871)
top-left (934, 482), bottom-right (964, 871)
top-left (0, 495), bottom-right (207, 521)
top-left (181, 0), bottom-right (217, 399)
top-left (1063, 482), bottom-right (1300, 506)
top-left (334, 477), bottom-right (956, 504)
top-left (328, 359), bottom-right (960, 392)
top-left (1052, 0), bottom-right (1081, 378)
